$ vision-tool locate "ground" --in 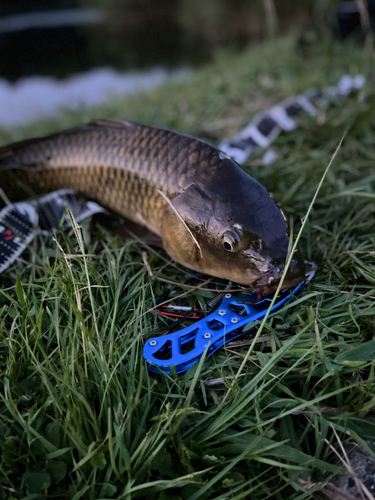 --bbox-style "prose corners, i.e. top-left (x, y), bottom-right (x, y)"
top-left (1, 37), bottom-right (375, 499)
